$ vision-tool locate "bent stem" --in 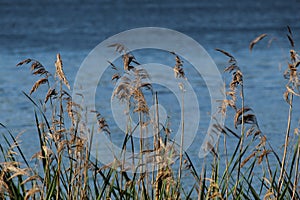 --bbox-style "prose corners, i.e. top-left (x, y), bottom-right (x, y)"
top-left (278, 93), bottom-right (293, 193)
